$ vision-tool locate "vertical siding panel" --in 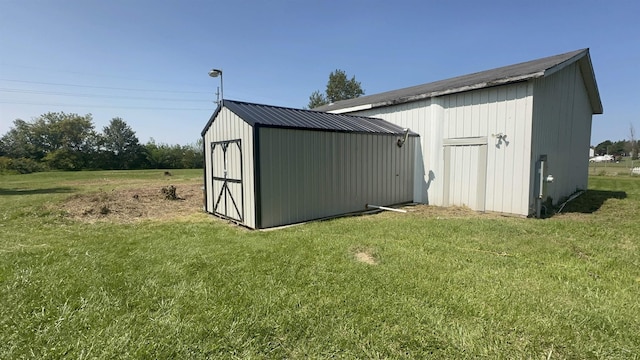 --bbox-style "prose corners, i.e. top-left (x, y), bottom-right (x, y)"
top-left (445, 97), bottom-right (452, 139)
top-left (463, 93), bottom-right (472, 137)
top-left (495, 87), bottom-right (507, 211)
top-left (355, 82), bottom-right (536, 216)
top-left (478, 90), bottom-right (489, 136)
top-left (511, 83), bottom-right (529, 213)
top-left (203, 108), bottom-right (255, 228)
top-left (502, 85), bottom-right (517, 213)
top-left (463, 147), bottom-right (469, 207)
top-left (457, 146), bottom-right (465, 206)
top-left (356, 99), bottom-right (442, 204)
top-left (522, 82), bottom-right (534, 214)
top-left (484, 88), bottom-right (497, 211)
top-left (432, 98), bottom-right (443, 206)
top-left (256, 127), bottom-right (413, 228)
top-left (531, 62), bottom-right (592, 210)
